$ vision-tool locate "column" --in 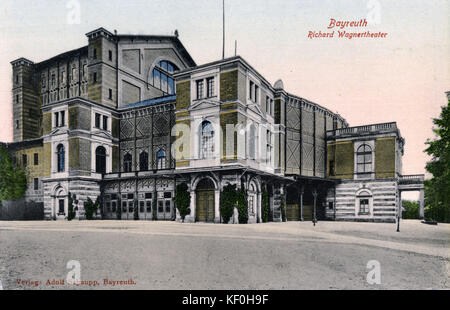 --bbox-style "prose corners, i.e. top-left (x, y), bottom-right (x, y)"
top-left (214, 189), bottom-right (220, 223)
top-left (419, 189), bottom-right (425, 219)
top-left (190, 190), bottom-right (196, 222)
top-left (257, 191), bottom-right (262, 223)
top-left (312, 189), bottom-right (318, 226)
top-left (299, 185), bottom-right (304, 221)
